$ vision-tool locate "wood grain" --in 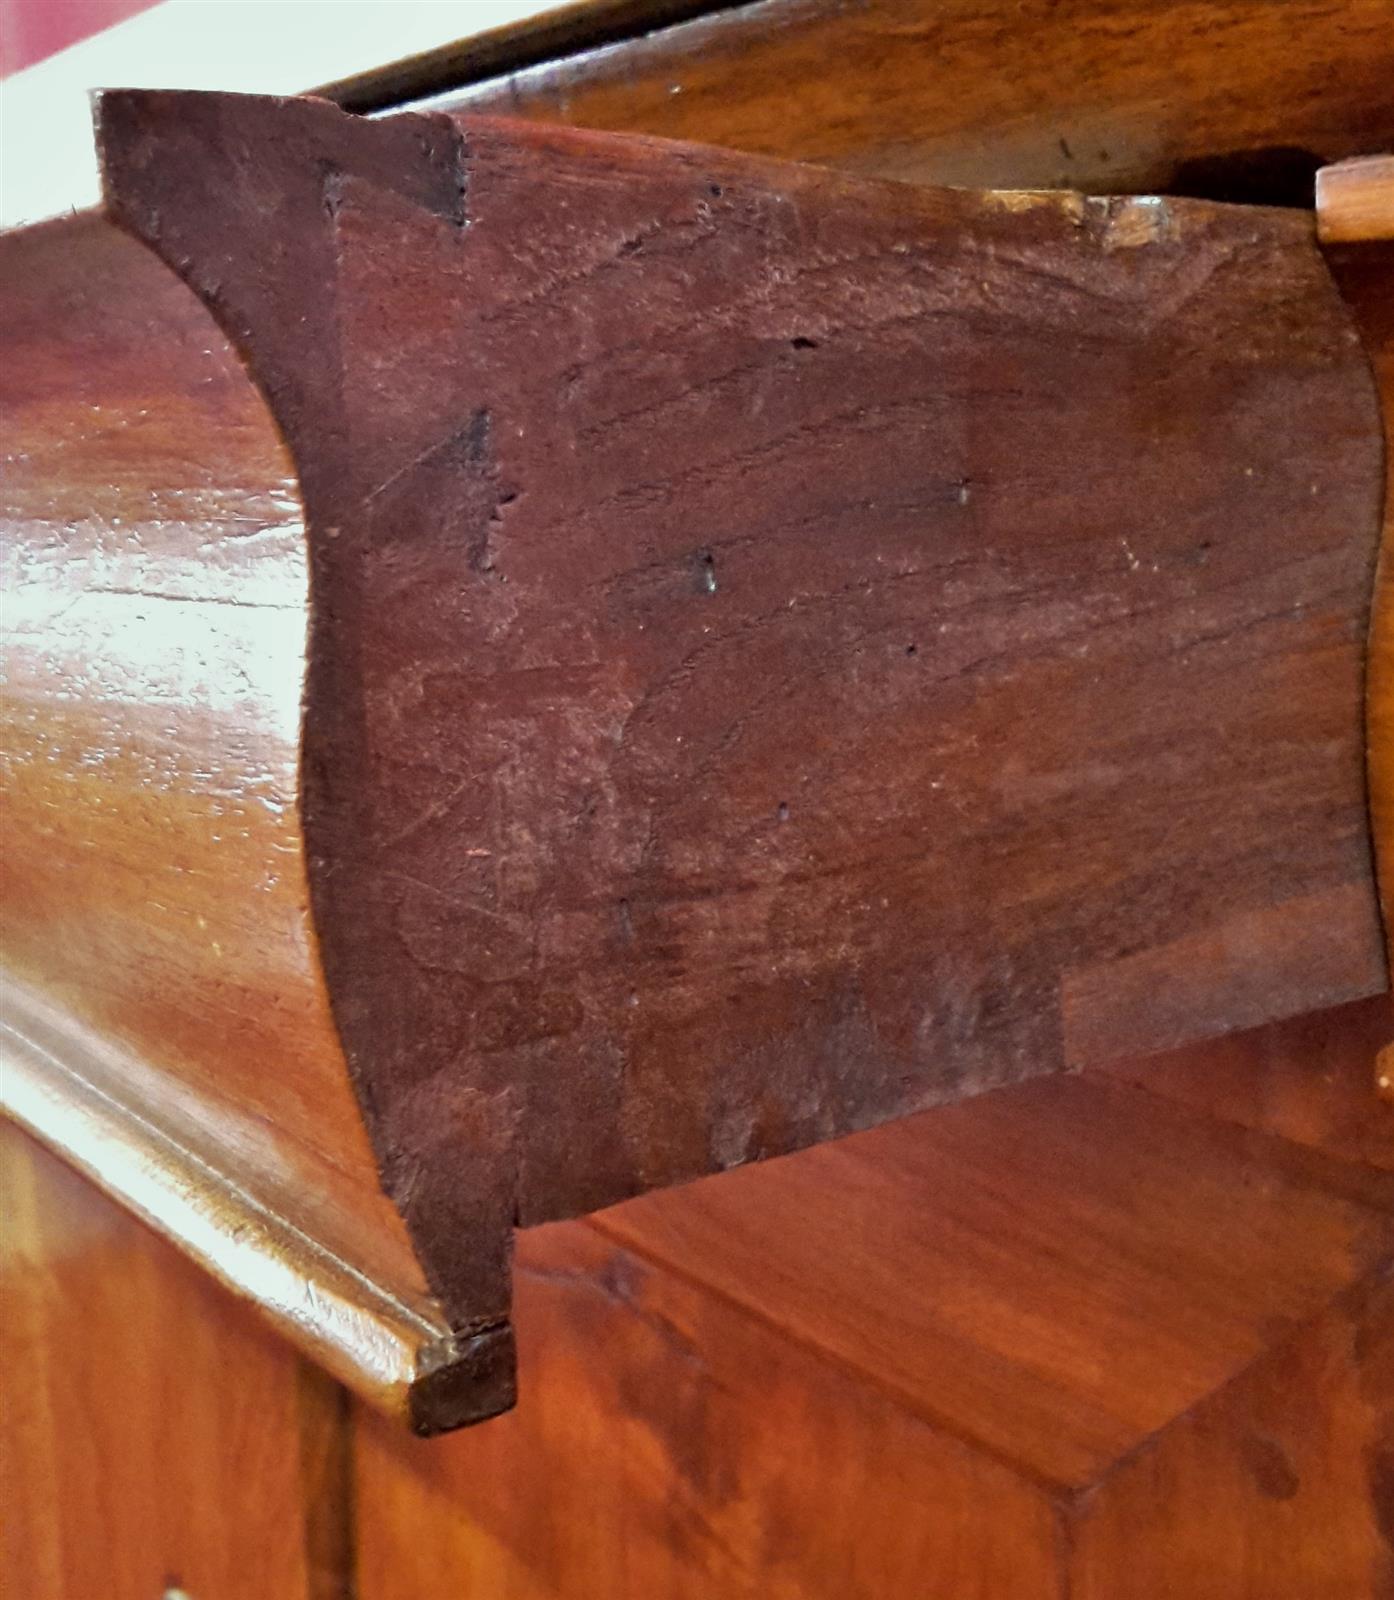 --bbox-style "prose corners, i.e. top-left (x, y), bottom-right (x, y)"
top-left (95, 90), bottom-right (1387, 1367)
top-left (0, 974), bottom-right (471, 1430)
top-left (1071, 1269), bottom-right (1394, 1600)
top-left (414, 0), bottom-right (1394, 201)
top-left (1092, 992), bottom-right (1394, 1180)
top-left (1321, 211), bottom-right (1394, 1088)
top-left (355, 1011), bottom-right (1394, 1597)
top-left (355, 1221), bottom-right (1063, 1600)
top-left (593, 1071), bottom-right (1394, 1490)
top-left (0, 1120), bottom-right (351, 1600)
top-left (0, 211), bottom-right (413, 1291)
top-left (0, 209), bottom-right (499, 1429)
top-left (1318, 155), bottom-right (1394, 244)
